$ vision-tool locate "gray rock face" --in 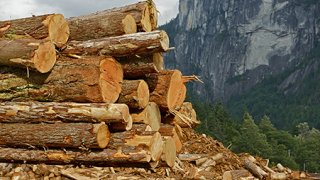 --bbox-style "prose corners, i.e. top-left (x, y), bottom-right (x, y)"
top-left (164, 0), bottom-right (320, 102)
